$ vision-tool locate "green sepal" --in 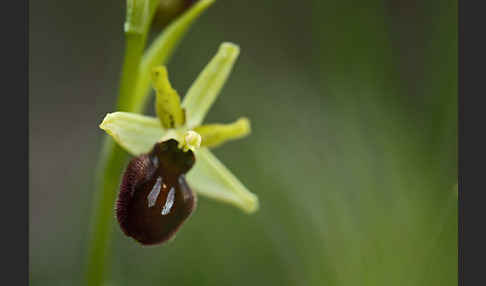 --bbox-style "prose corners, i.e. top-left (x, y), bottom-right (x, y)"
top-left (182, 42), bottom-right (240, 128)
top-left (99, 112), bottom-right (166, 155)
top-left (187, 148), bottom-right (259, 213)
